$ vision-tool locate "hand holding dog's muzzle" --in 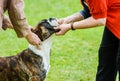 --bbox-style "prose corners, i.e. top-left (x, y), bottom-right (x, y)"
top-left (54, 23), bottom-right (71, 36)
